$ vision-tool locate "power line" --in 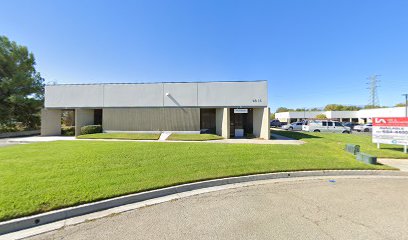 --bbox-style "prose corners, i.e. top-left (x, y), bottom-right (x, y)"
top-left (367, 75), bottom-right (380, 106)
